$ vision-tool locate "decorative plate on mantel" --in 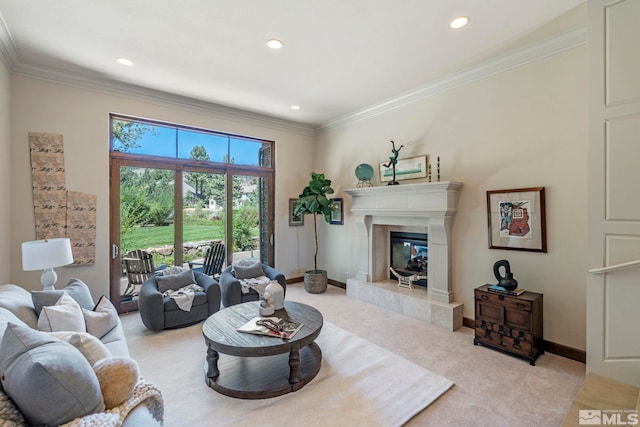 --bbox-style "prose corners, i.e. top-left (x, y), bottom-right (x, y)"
top-left (355, 163), bottom-right (374, 181)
